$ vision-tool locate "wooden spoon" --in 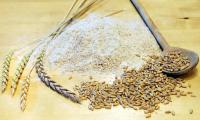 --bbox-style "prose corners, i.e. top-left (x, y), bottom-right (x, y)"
top-left (130, 0), bottom-right (199, 75)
